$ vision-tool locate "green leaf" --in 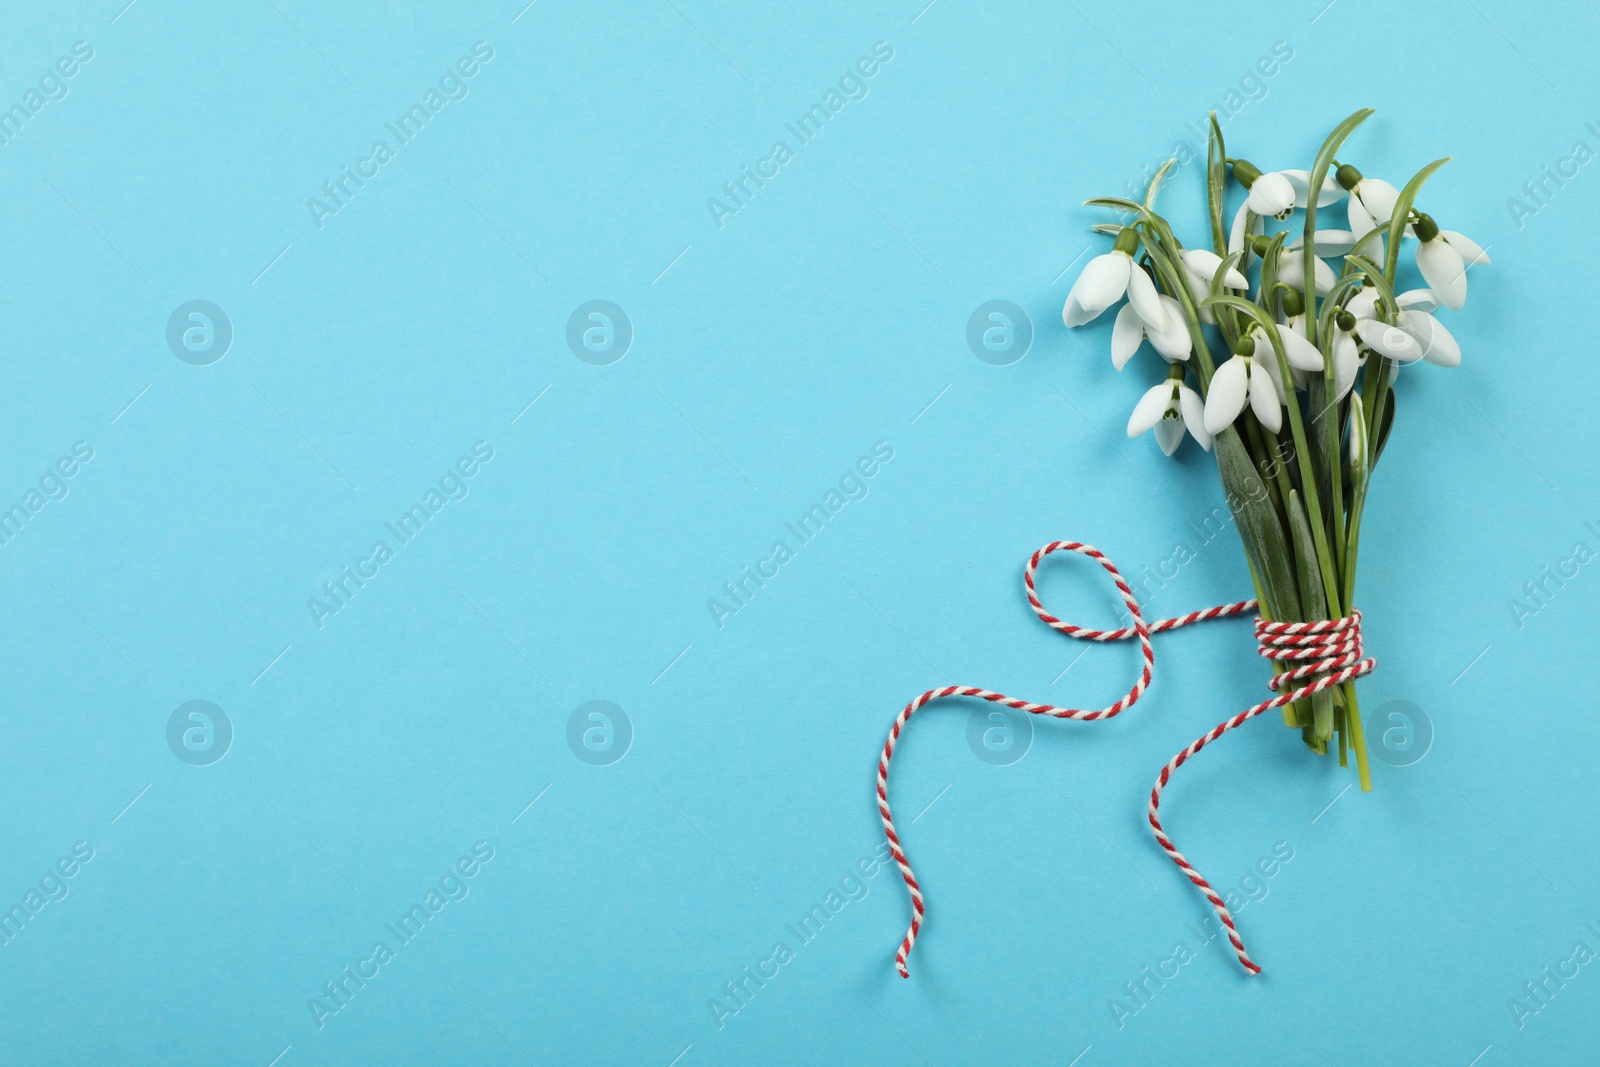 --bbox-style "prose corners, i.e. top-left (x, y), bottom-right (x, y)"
top-left (1299, 108), bottom-right (1375, 344)
top-left (1373, 387), bottom-right (1397, 463)
top-left (1382, 157), bottom-right (1451, 282)
top-left (1145, 158), bottom-right (1178, 210)
top-left (1287, 489), bottom-right (1336, 740)
top-left (1207, 112), bottom-right (1227, 255)
top-left (1215, 429), bottom-right (1301, 621)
